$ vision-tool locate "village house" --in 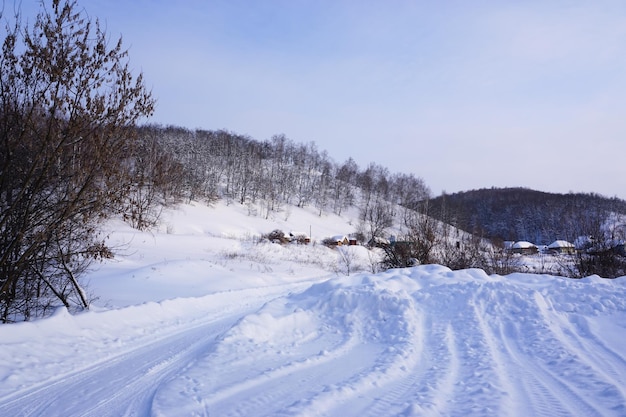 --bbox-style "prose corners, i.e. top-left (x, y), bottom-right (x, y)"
top-left (289, 232), bottom-right (310, 244)
top-left (548, 240), bottom-right (576, 255)
top-left (510, 241), bottom-right (539, 255)
top-left (328, 235), bottom-right (349, 246)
